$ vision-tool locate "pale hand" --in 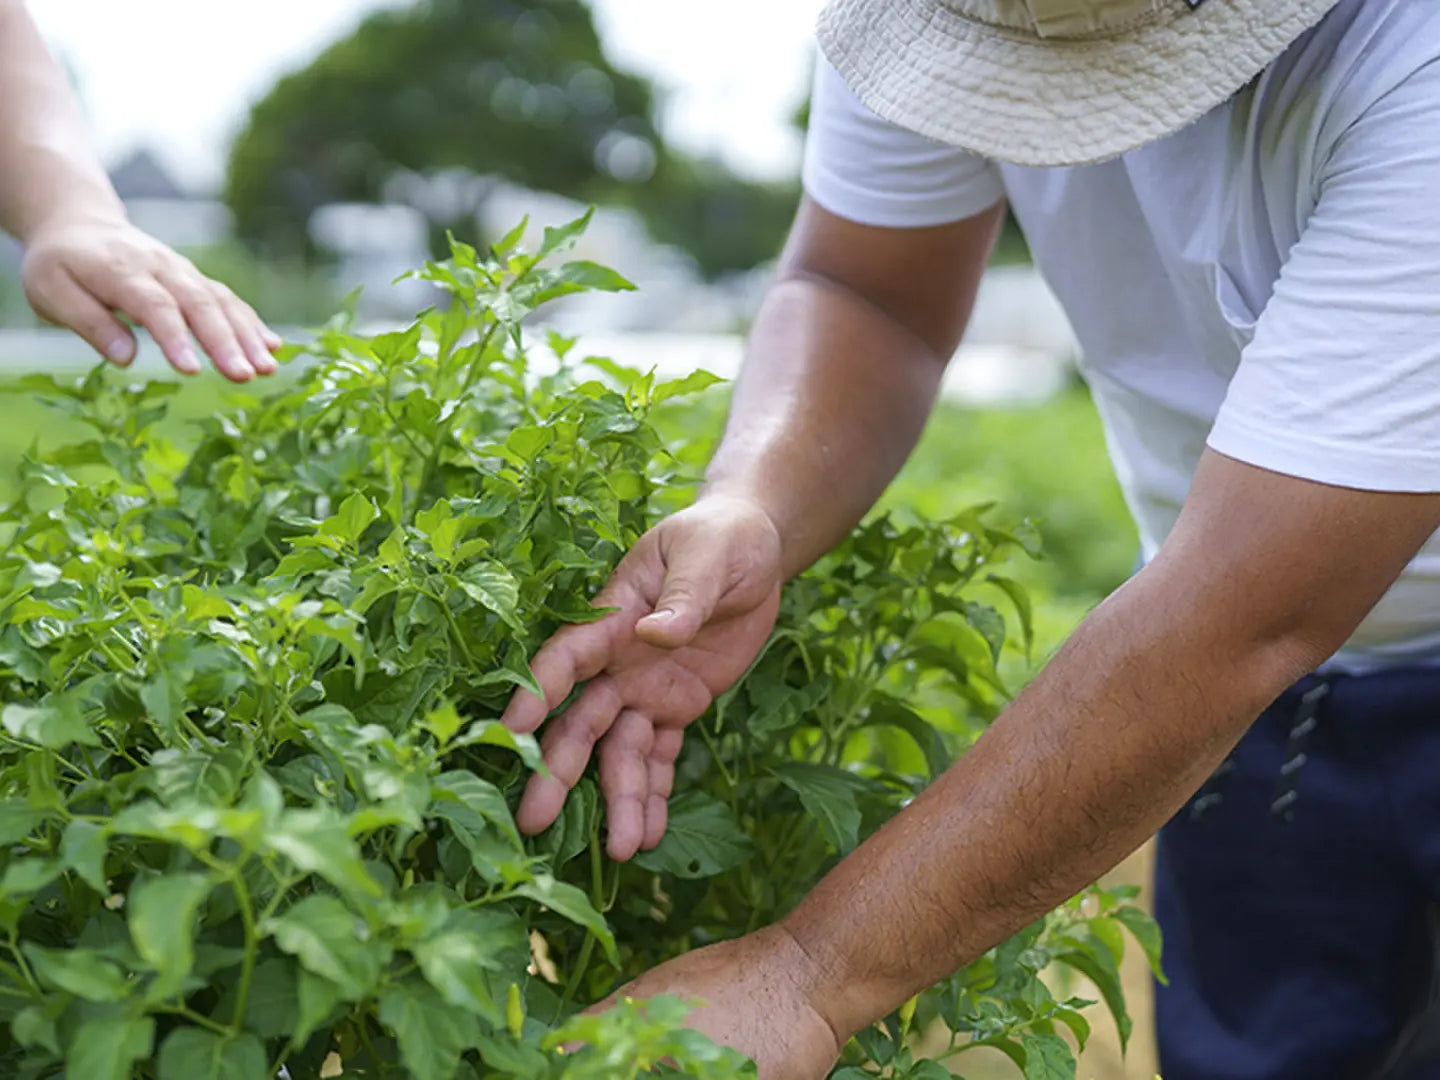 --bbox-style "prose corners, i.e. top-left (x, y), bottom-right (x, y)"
top-left (502, 494), bottom-right (782, 859)
top-left (22, 216), bottom-right (280, 382)
top-left (594, 927), bottom-right (842, 1080)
